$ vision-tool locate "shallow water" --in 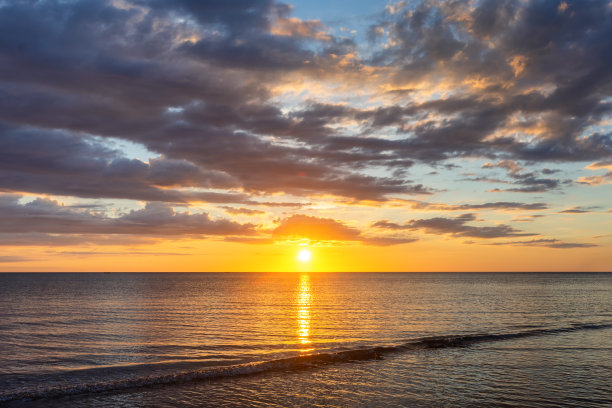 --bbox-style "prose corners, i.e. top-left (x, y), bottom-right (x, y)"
top-left (1, 272), bottom-right (611, 406)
